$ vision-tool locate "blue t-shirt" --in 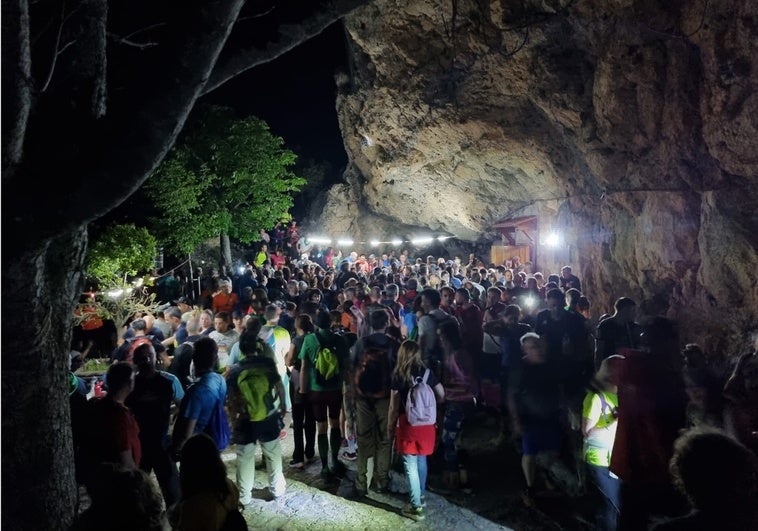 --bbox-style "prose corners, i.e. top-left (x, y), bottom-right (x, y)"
top-left (181, 372), bottom-right (226, 433)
